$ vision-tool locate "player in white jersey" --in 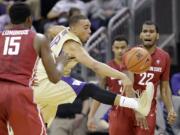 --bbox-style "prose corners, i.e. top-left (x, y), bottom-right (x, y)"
top-left (33, 15), bottom-right (154, 127)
